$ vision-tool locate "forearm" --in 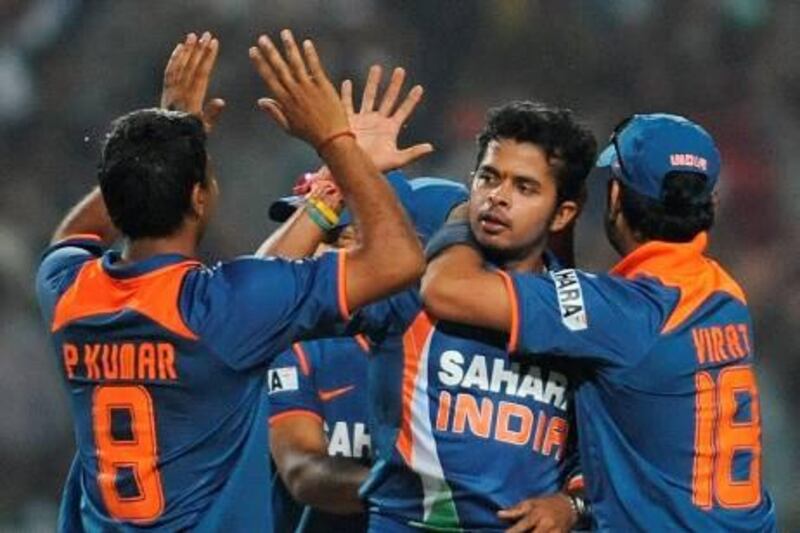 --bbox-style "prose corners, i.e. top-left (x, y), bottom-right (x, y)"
top-left (52, 187), bottom-right (119, 245)
top-left (321, 136), bottom-right (423, 305)
top-left (323, 137), bottom-right (417, 258)
top-left (257, 205), bottom-right (325, 259)
top-left (422, 242), bottom-right (511, 332)
top-left (283, 454), bottom-right (368, 514)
